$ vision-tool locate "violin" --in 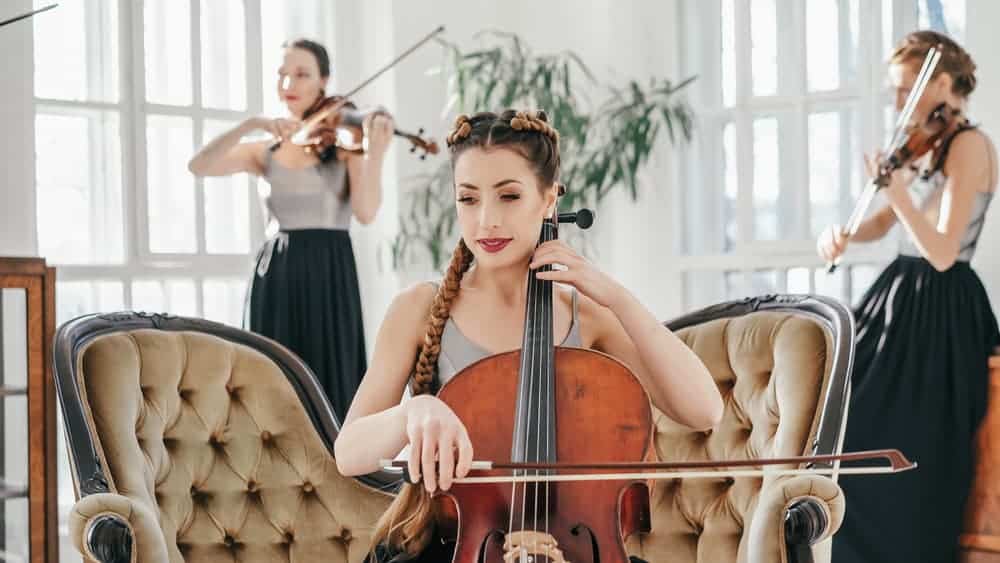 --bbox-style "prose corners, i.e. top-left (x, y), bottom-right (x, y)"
top-left (289, 95), bottom-right (439, 160)
top-left (381, 203), bottom-right (914, 562)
